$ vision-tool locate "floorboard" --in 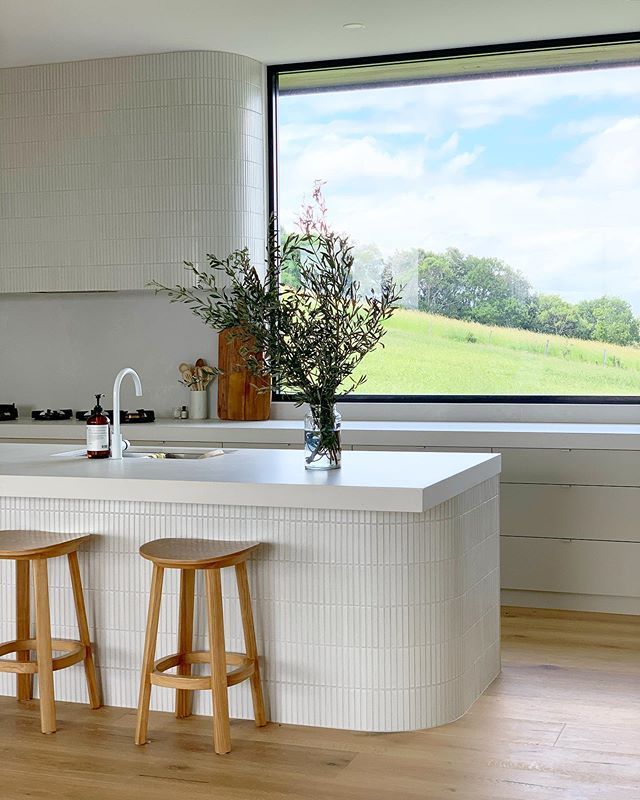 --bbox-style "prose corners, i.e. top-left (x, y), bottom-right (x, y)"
top-left (0, 606), bottom-right (638, 800)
